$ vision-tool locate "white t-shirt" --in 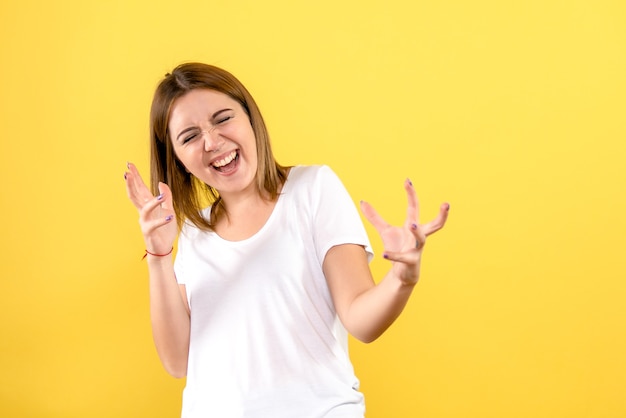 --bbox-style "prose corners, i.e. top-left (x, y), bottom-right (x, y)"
top-left (174, 165), bottom-right (373, 418)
